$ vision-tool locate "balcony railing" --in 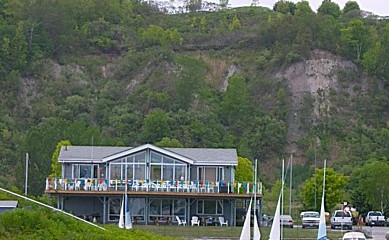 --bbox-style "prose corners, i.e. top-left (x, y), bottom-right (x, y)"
top-left (45, 178), bottom-right (262, 195)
